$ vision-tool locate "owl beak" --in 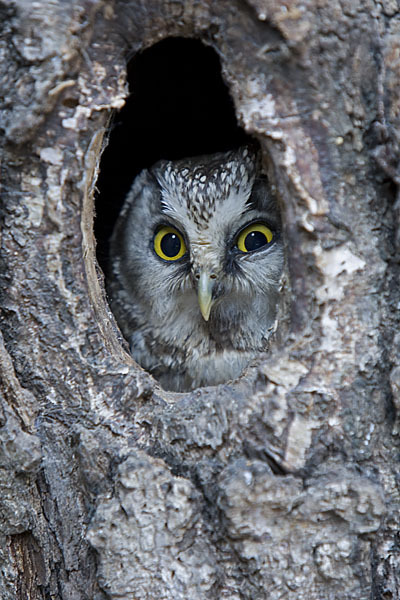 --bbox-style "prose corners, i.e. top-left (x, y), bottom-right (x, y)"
top-left (197, 270), bottom-right (215, 321)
